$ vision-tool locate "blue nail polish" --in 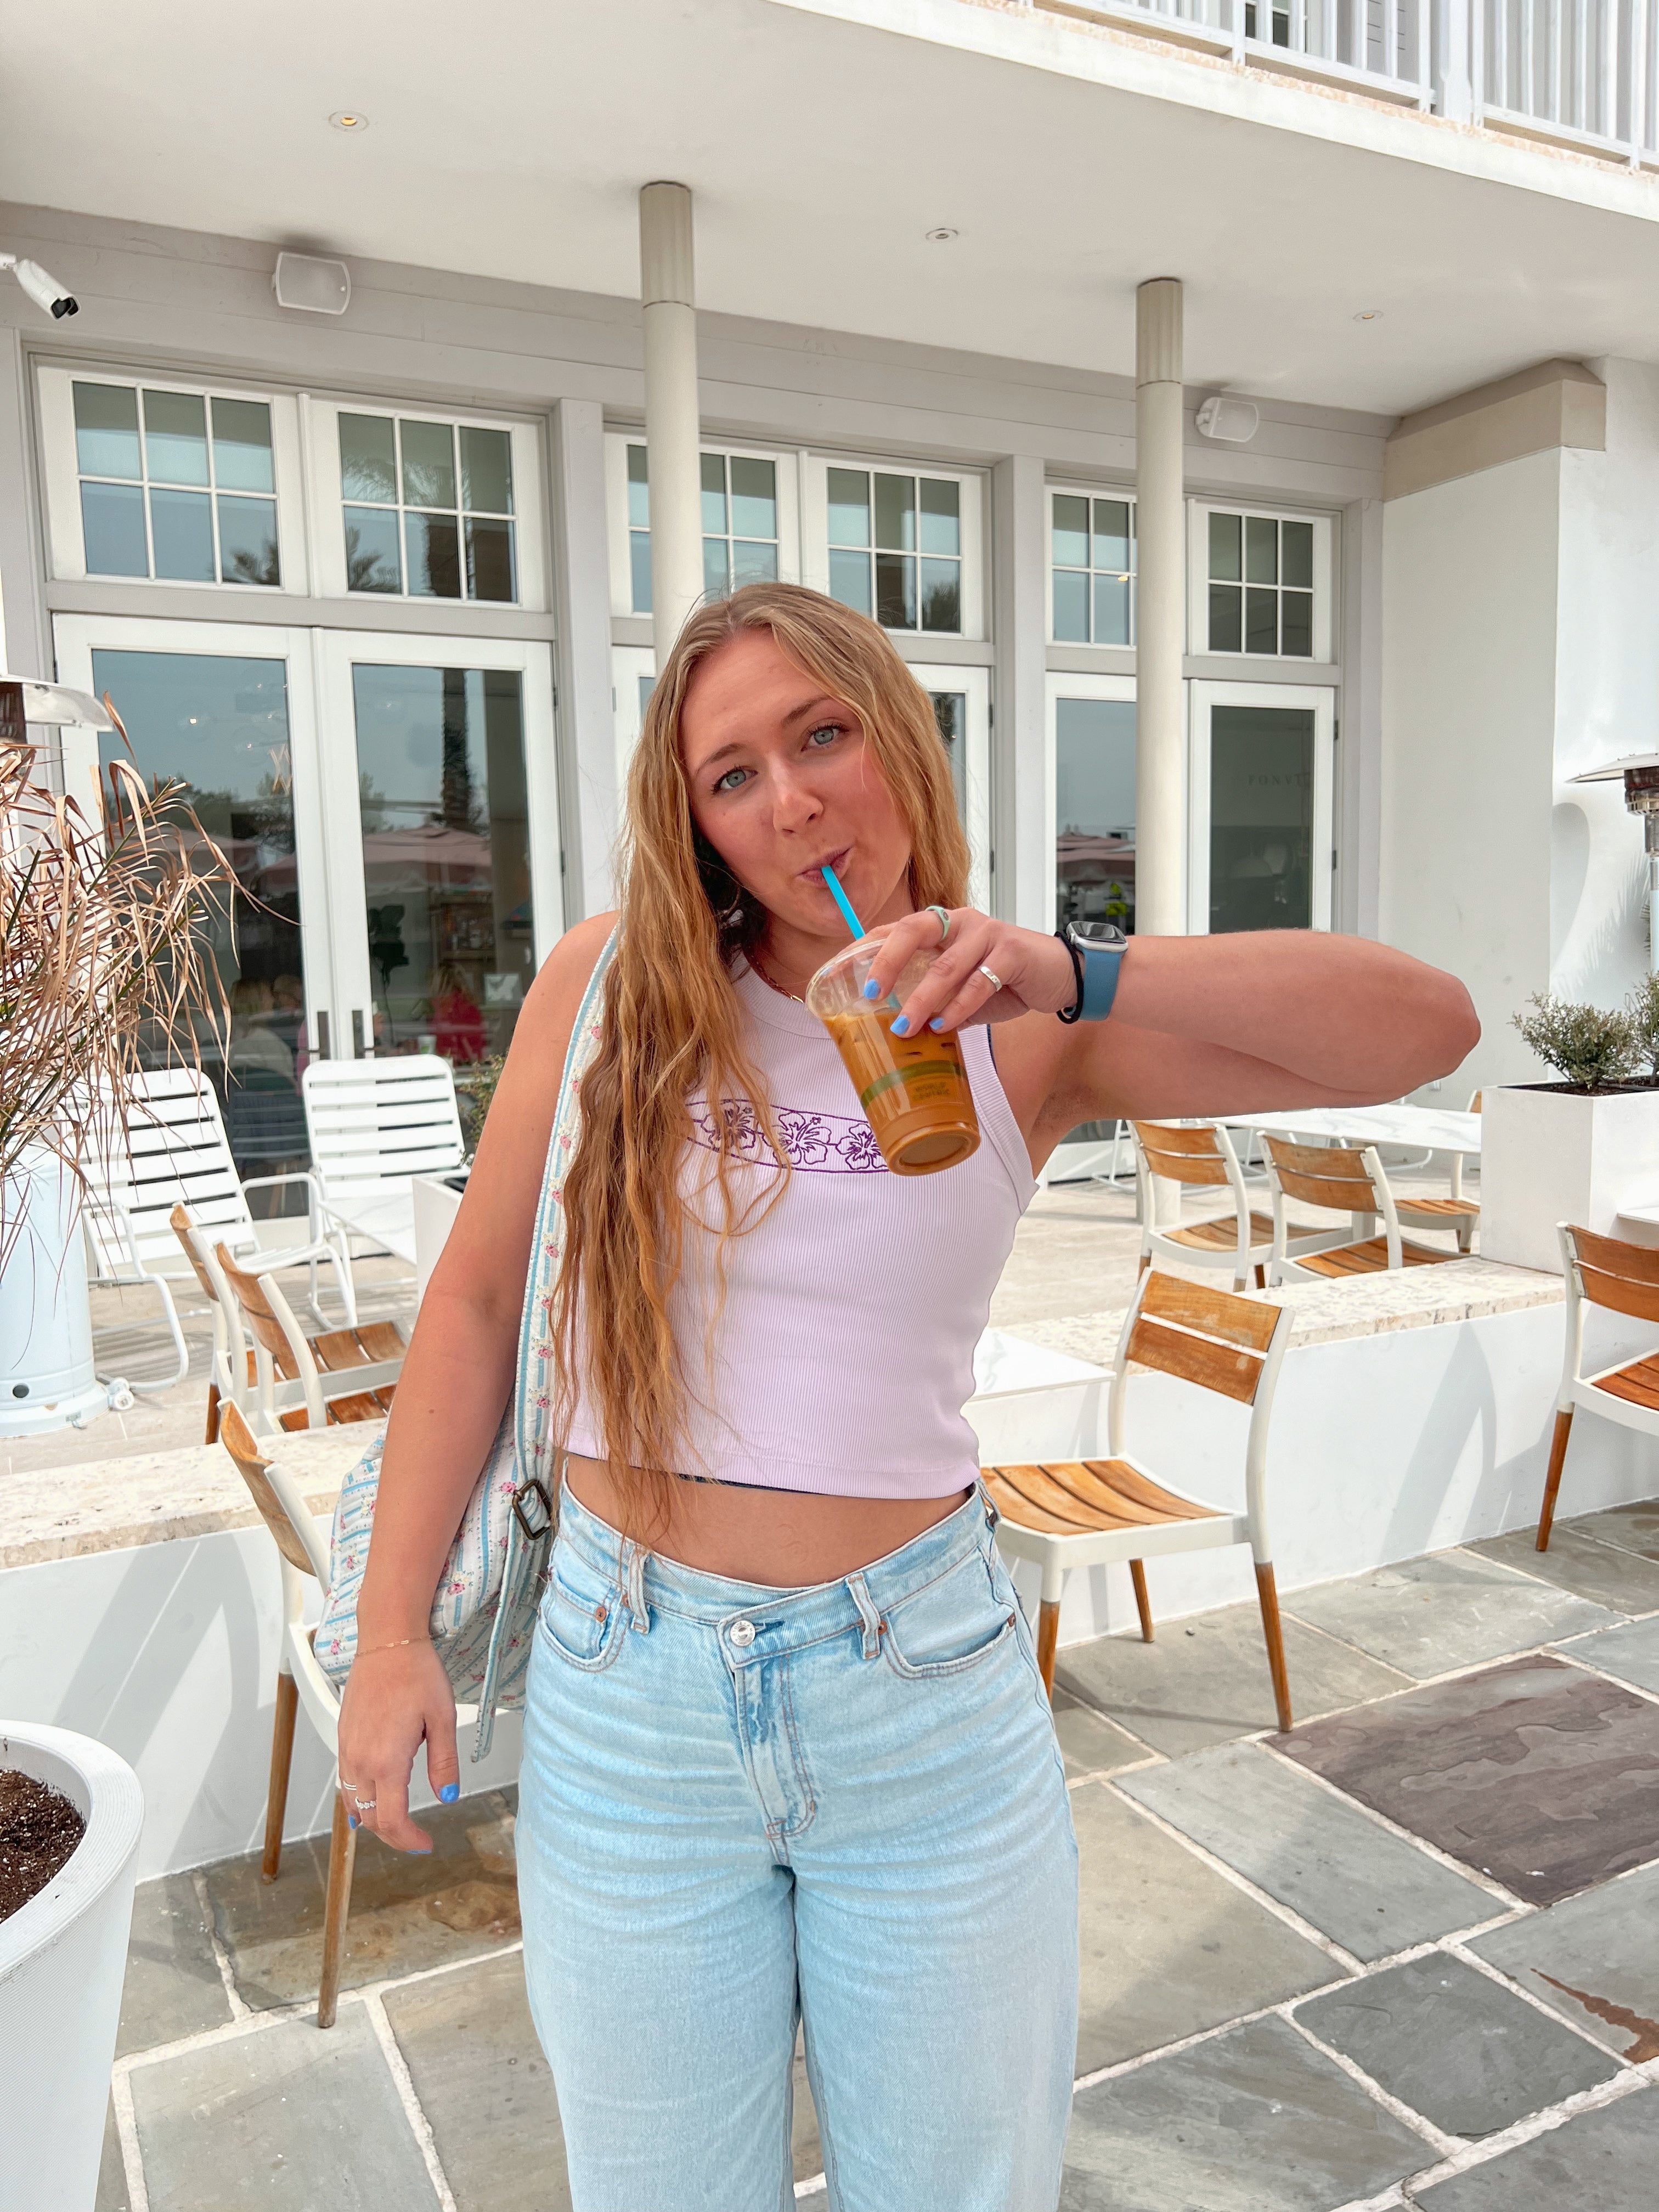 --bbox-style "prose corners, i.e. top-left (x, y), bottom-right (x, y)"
top-left (890, 1015), bottom-right (909, 1036)
top-left (862, 977), bottom-right (879, 1000)
top-left (929, 1017), bottom-right (945, 1032)
top-left (348, 1814), bottom-right (358, 1830)
top-left (439, 1782), bottom-right (459, 1804)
